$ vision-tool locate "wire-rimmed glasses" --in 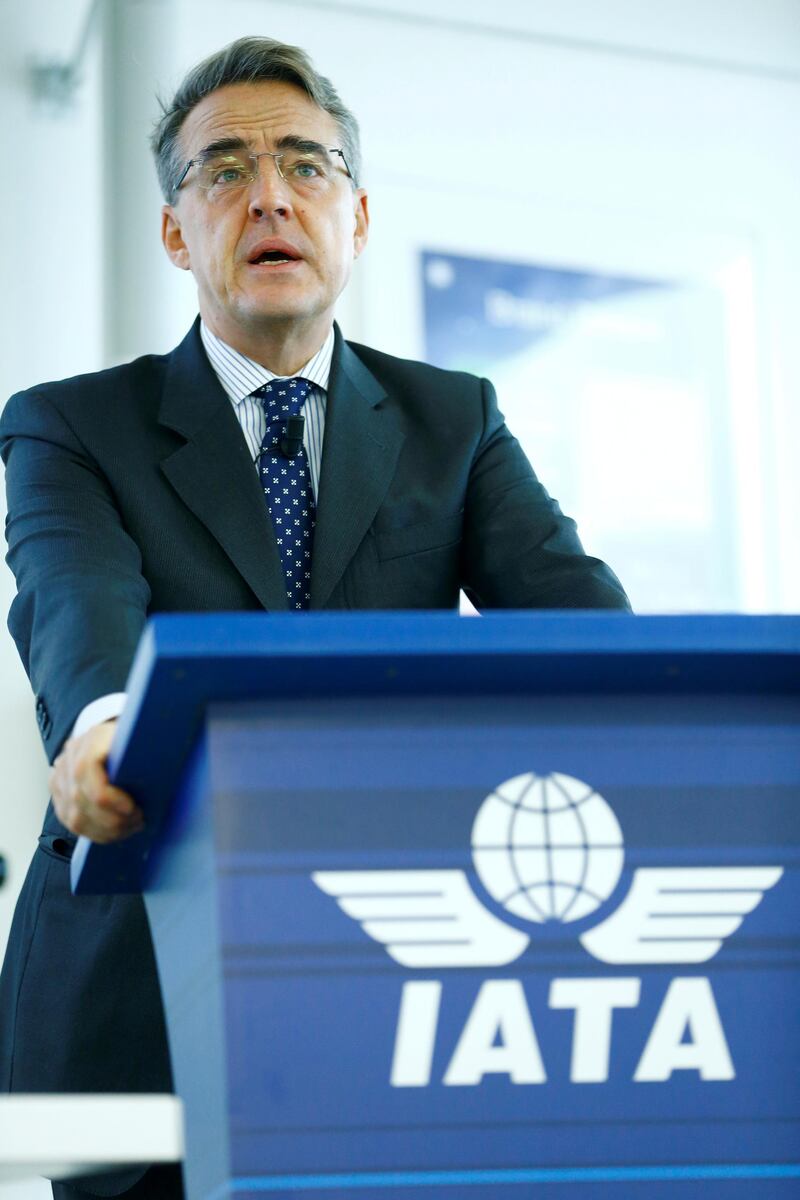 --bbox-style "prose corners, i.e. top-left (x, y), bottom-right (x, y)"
top-left (173, 143), bottom-right (354, 200)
